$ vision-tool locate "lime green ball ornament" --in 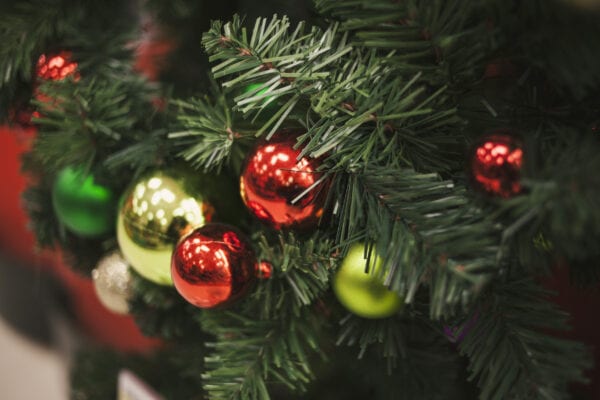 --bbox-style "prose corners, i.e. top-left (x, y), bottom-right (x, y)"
top-left (116, 168), bottom-right (229, 286)
top-left (52, 166), bottom-right (117, 237)
top-left (333, 243), bottom-right (403, 319)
